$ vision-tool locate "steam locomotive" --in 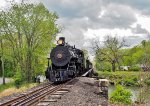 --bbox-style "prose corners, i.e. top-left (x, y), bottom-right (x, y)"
top-left (45, 37), bottom-right (92, 83)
